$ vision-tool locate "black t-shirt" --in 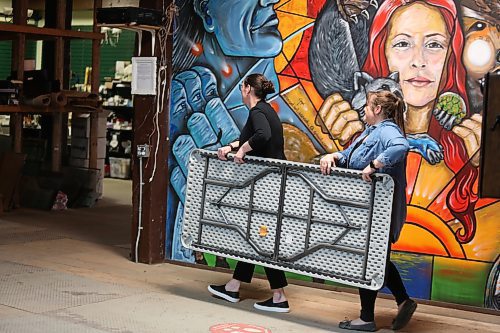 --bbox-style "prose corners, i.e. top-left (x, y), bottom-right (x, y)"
top-left (239, 100), bottom-right (286, 160)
